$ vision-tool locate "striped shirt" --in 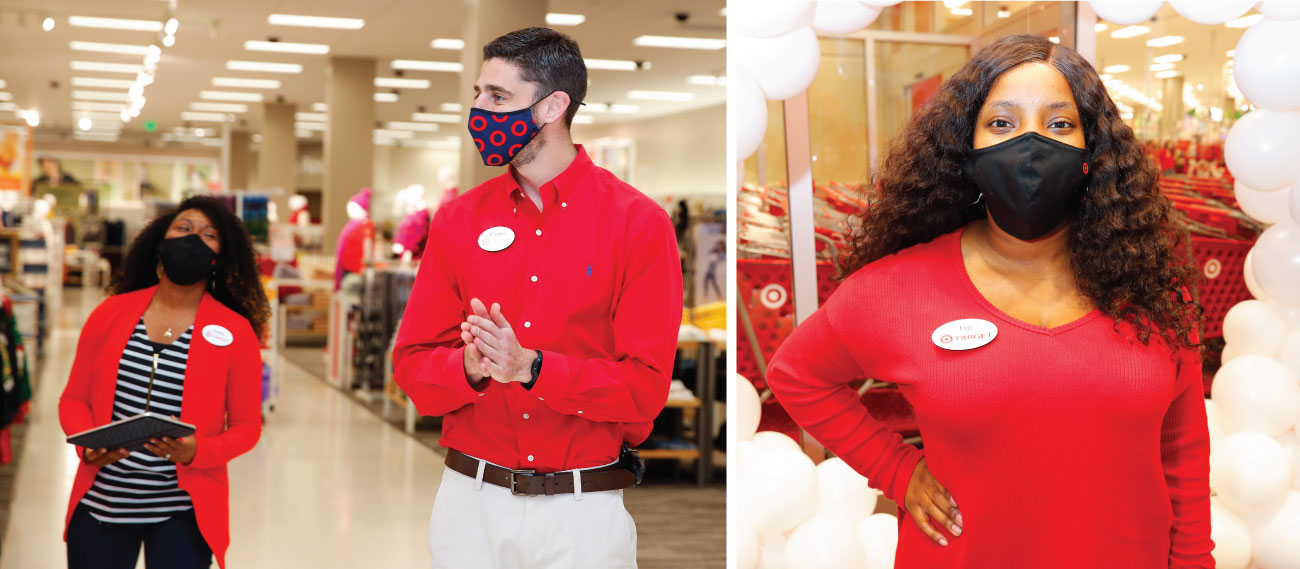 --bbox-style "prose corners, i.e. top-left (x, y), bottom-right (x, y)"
top-left (80, 318), bottom-right (194, 524)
